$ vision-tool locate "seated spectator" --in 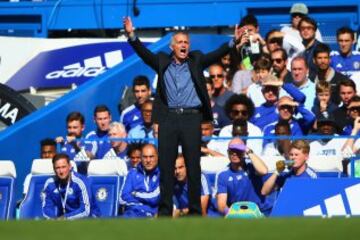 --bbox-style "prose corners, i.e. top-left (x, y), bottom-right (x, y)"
top-left (281, 3), bottom-right (323, 46)
top-left (333, 79), bottom-right (357, 132)
top-left (271, 48), bottom-right (294, 83)
top-left (42, 153), bottom-right (100, 219)
top-left (298, 16), bottom-right (322, 80)
top-left (261, 140), bottom-right (317, 196)
top-left (215, 137), bottom-right (271, 216)
top-left (55, 112), bottom-right (93, 172)
top-left (173, 154), bottom-right (211, 217)
top-left (85, 105), bottom-right (112, 158)
top-left (209, 64), bottom-right (234, 107)
top-left (119, 144), bottom-right (160, 218)
top-left (120, 75), bottom-right (152, 132)
top-left (309, 115), bottom-right (345, 159)
top-left (128, 99), bottom-right (155, 144)
top-left (126, 143), bottom-right (143, 169)
top-left (201, 121), bottom-right (224, 157)
top-left (313, 43), bottom-right (349, 105)
top-left (23, 138), bottom-right (57, 195)
top-left (291, 56), bottom-right (316, 111)
top-left (311, 82), bottom-right (338, 121)
top-left (331, 27), bottom-right (360, 93)
top-left (206, 78), bottom-right (231, 134)
top-left (262, 120), bottom-right (292, 158)
top-left (262, 96), bottom-right (315, 146)
top-left (250, 74), bottom-right (306, 130)
top-left (219, 94), bottom-right (263, 155)
top-left (99, 122), bottom-right (128, 160)
top-left (343, 96), bottom-right (360, 135)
